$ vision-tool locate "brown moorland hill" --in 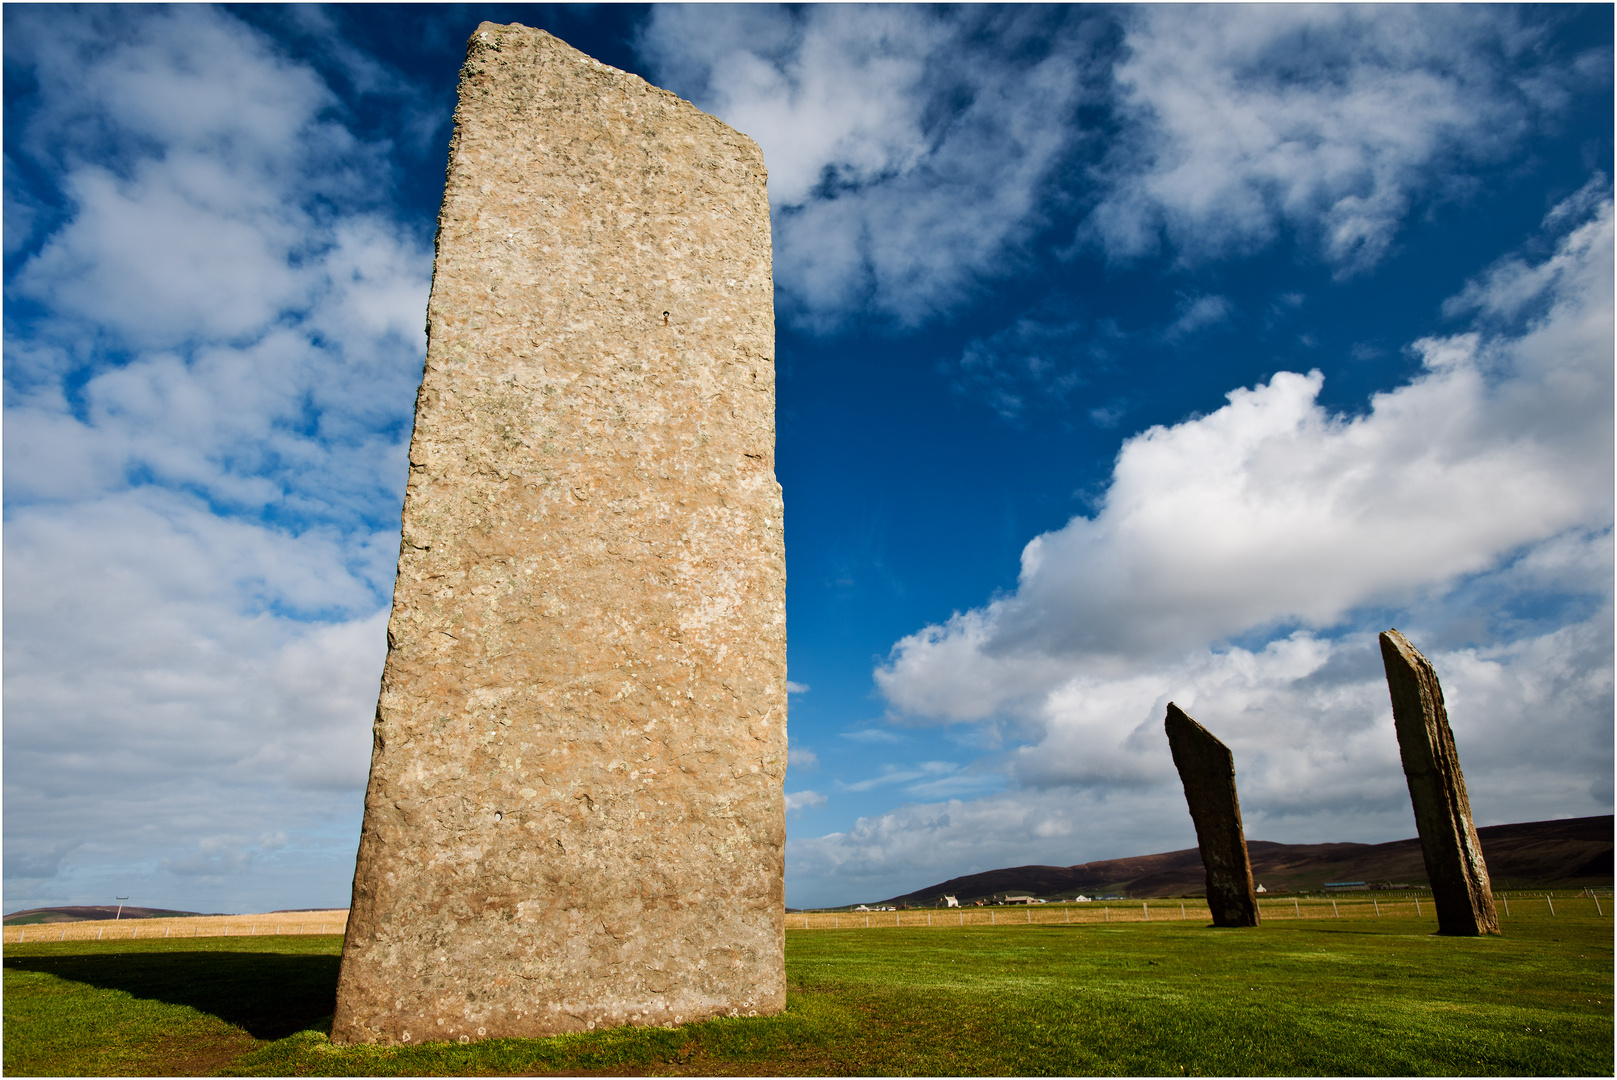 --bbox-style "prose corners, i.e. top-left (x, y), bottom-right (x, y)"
top-left (878, 815), bottom-right (1612, 906)
top-left (2, 905), bottom-right (214, 925)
